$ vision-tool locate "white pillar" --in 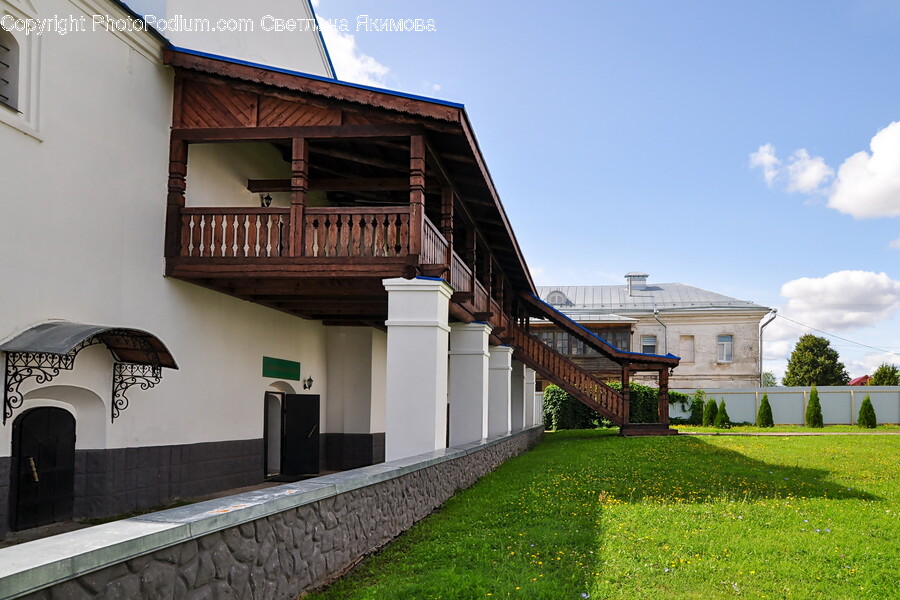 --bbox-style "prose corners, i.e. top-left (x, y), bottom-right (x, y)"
top-left (487, 346), bottom-right (513, 437)
top-left (524, 368), bottom-right (536, 427)
top-left (510, 360), bottom-right (525, 432)
top-left (448, 322), bottom-right (491, 446)
top-left (383, 277), bottom-right (452, 461)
